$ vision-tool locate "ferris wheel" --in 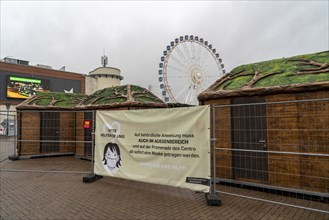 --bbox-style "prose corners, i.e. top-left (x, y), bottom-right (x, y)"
top-left (158, 35), bottom-right (226, 105)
